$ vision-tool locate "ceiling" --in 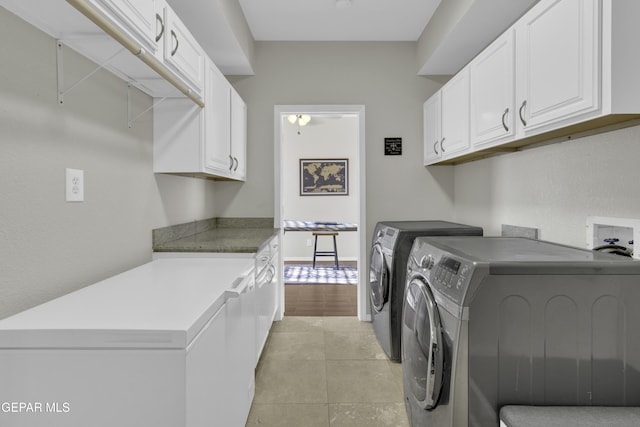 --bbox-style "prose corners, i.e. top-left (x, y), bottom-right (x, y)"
top-left (168, 0), bottom-right (538, 76)
top-left (238, 0), bottom-right (441, 41)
